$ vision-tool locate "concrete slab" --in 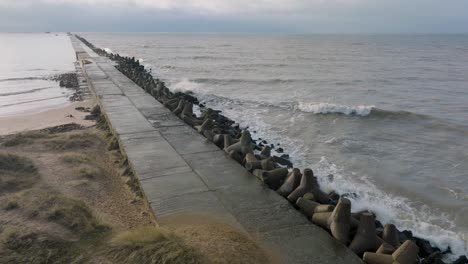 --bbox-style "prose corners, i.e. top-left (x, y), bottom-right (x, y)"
top-left (105, 105), bottom-right (155, 135)
top-left (91, 81), bottom-right (123, 96)
top-left (259, 224), bottom-right (363, 264)
top-left (149, 191), bottom-right (243, 230)
top-left (80, 43), bottom-right (99, 57)
top-left (142, 109), bottom-right (186, 128)
top-left (126, 93), bottom-right (166, 109)
top-left (100, 94), bottom-right (133, 109)
top-left (119, 131), bottom-right (192, 179)
top-left (159, 126), bottom-right (220, 155)
top-left (215, 186), bottom-right (310, 233)
top-left (140, 171), bottom-right (208, 200)
top-left (182, 150), bottom-right (255, 189)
